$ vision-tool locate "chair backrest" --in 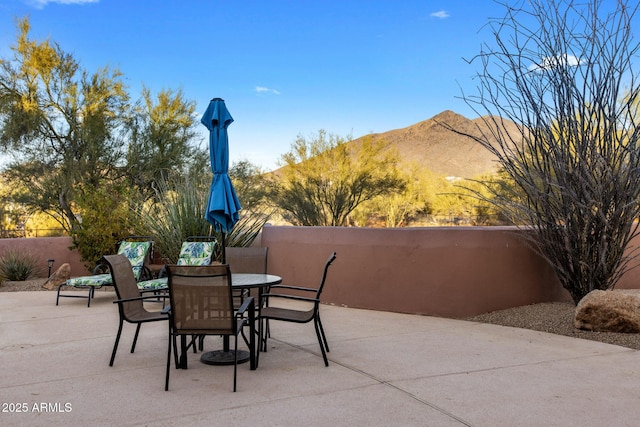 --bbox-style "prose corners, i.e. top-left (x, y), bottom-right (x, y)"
top-left (316, 252), bottom-right (337, 299)
top-left (103, 254), bottom-right (145, 318)
top-left (176, 240), bottom-right (216, 266)
top-left (117, 240), bottom-right (152, 280)
top-left (225, 246), bottom-right (268, 273)
top-left (166, 264), bottom-right (235, 335)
